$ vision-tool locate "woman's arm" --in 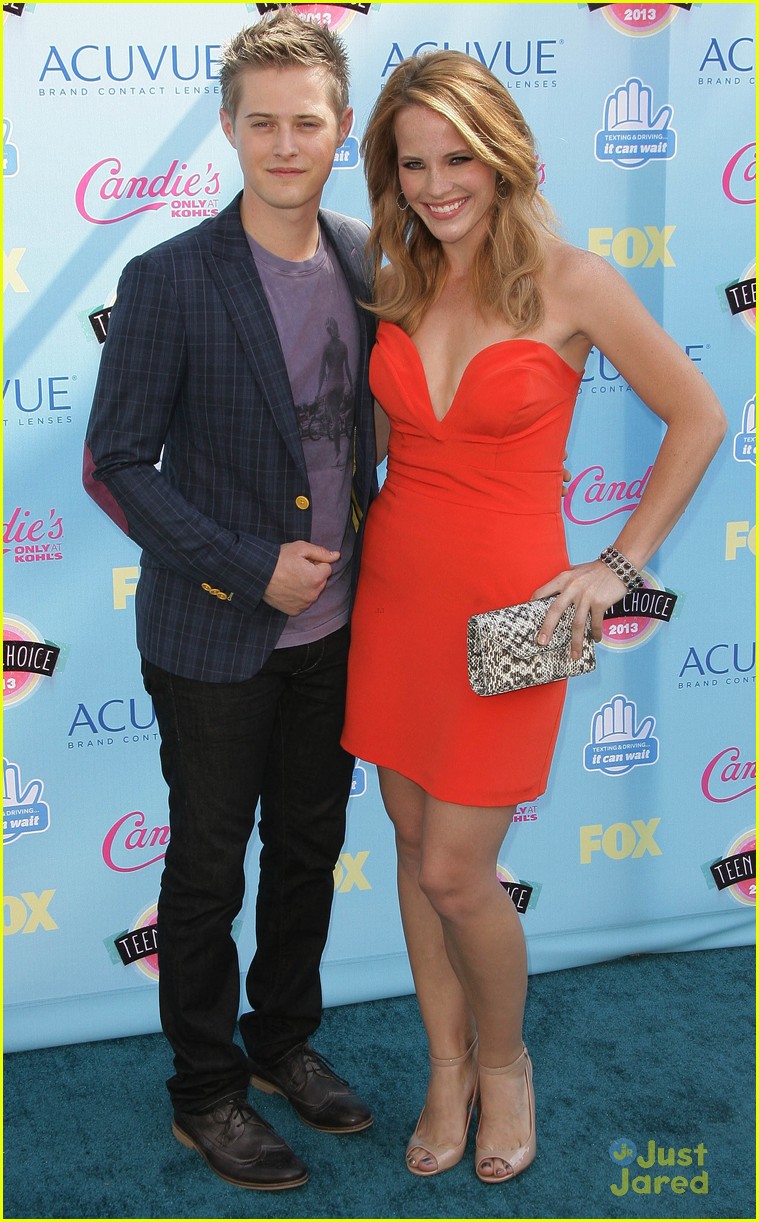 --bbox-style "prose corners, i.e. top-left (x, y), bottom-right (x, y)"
top-left (533, 250), bottom-right (727, 657)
